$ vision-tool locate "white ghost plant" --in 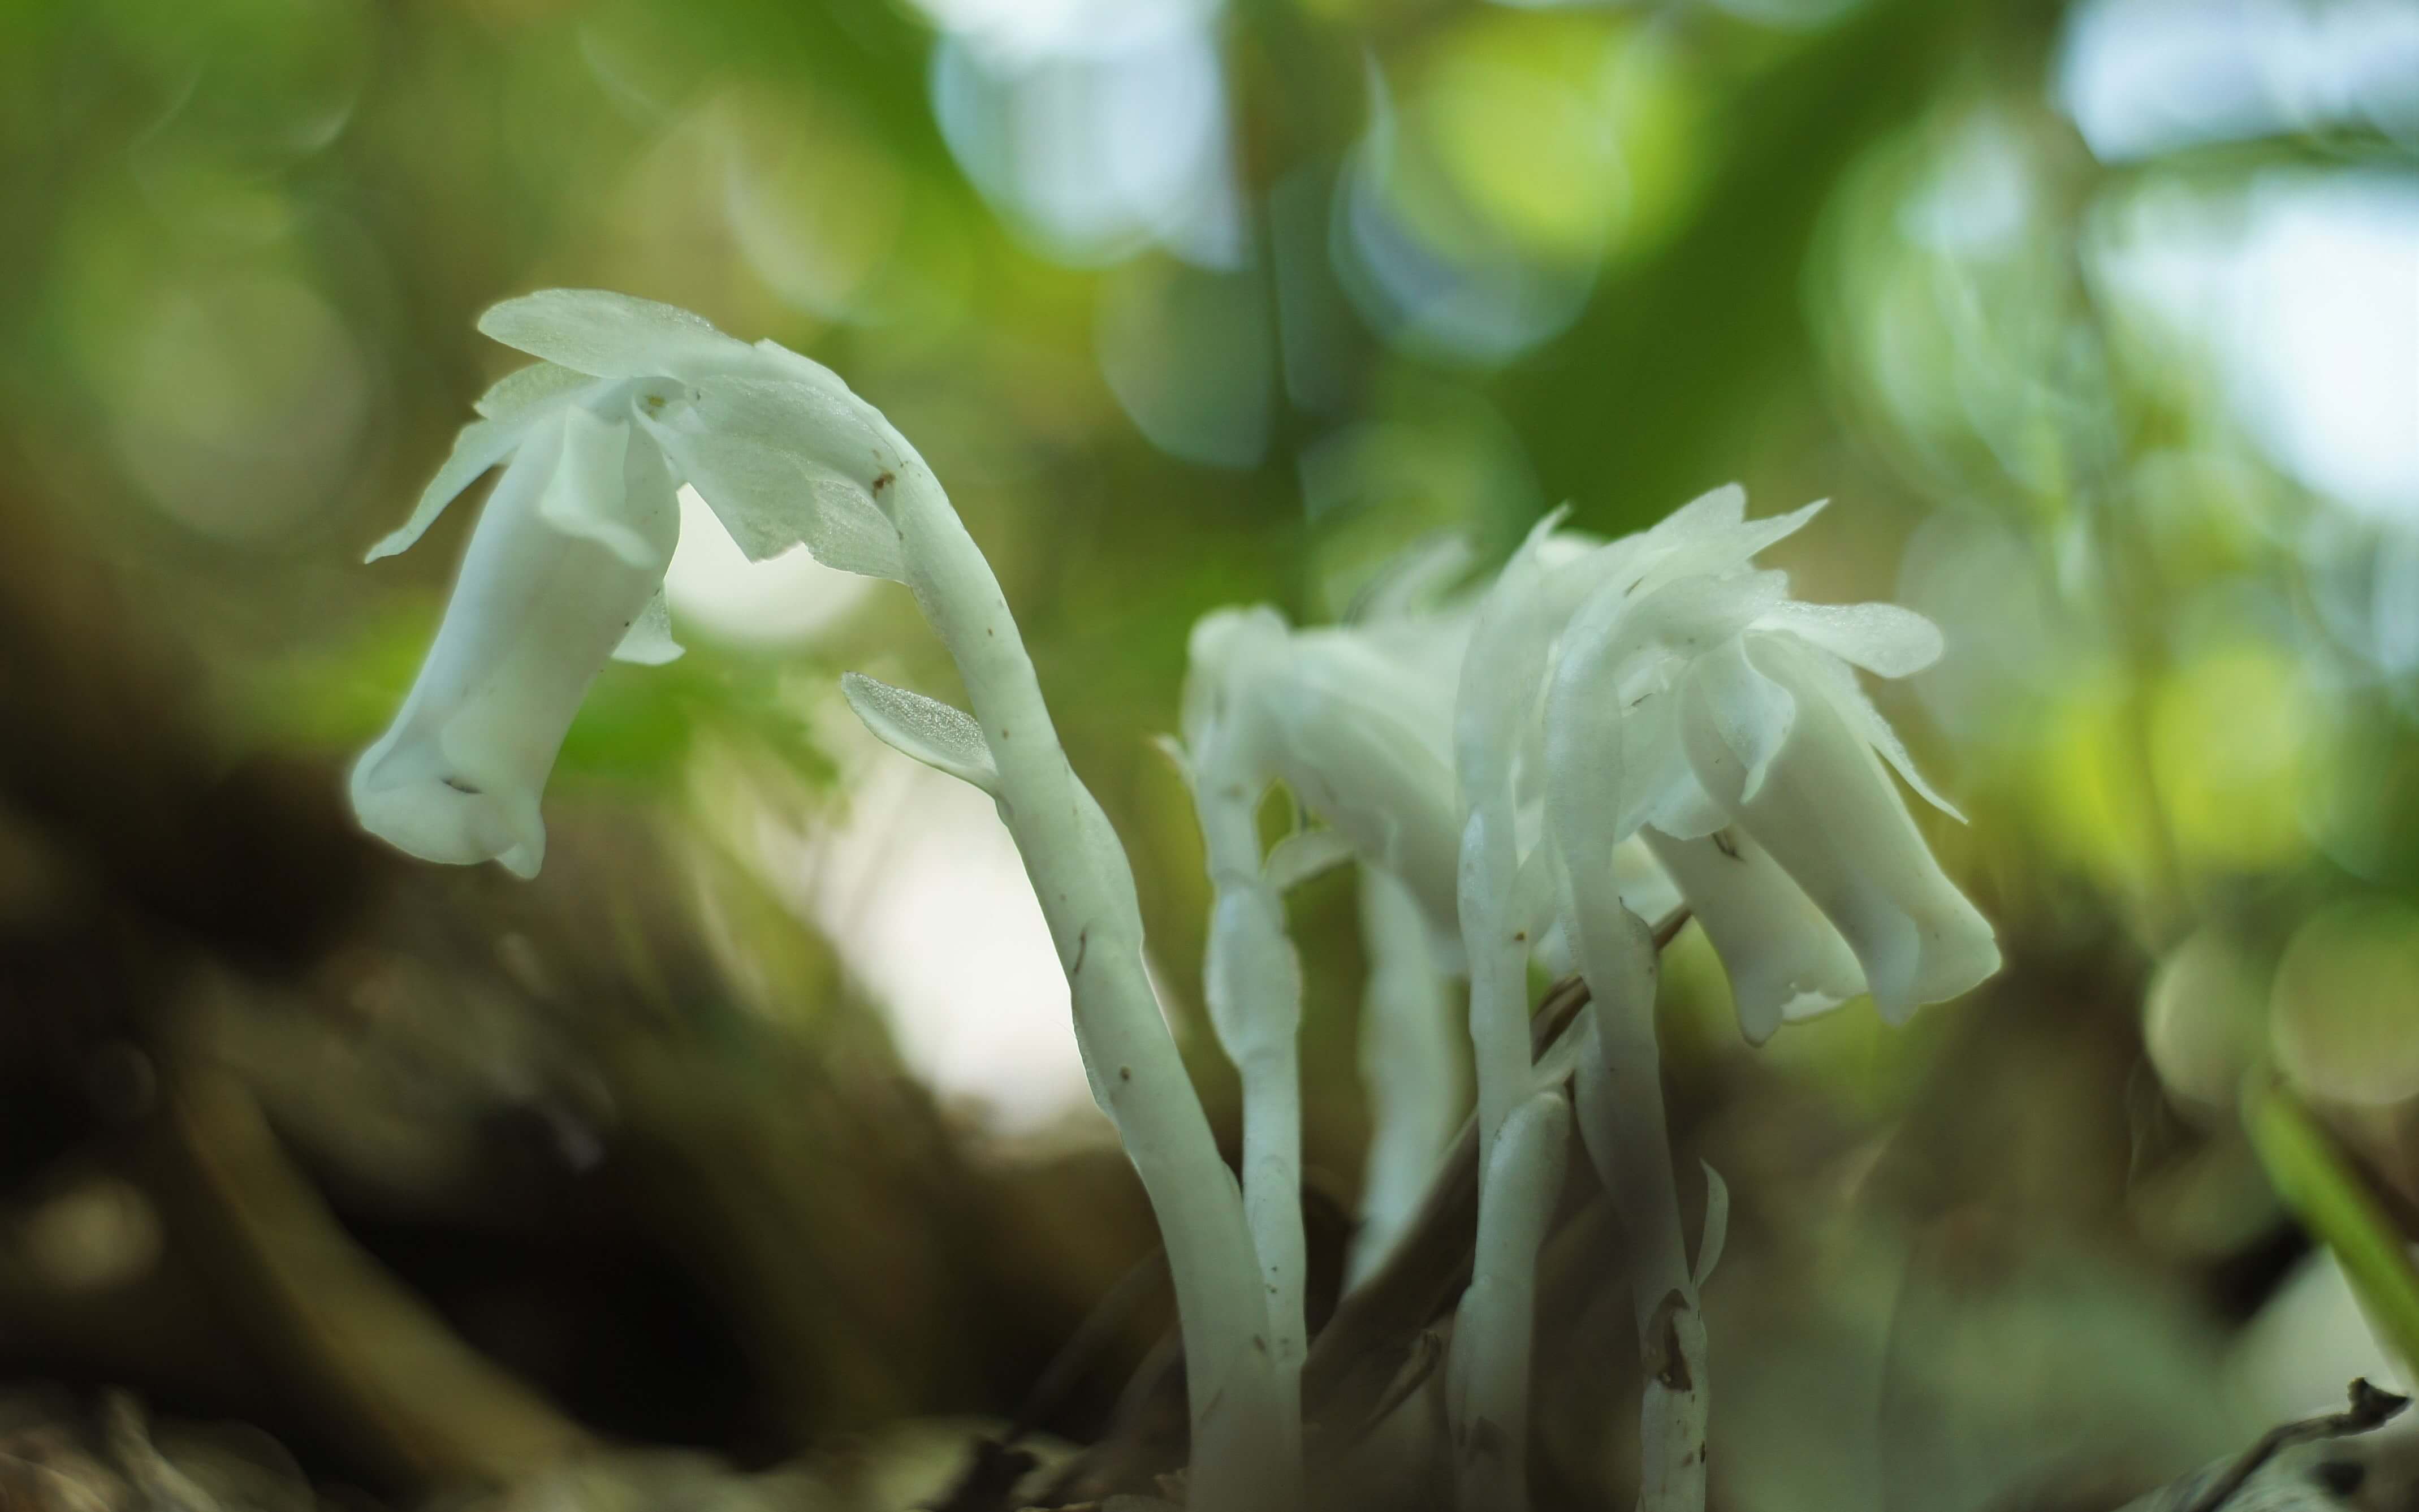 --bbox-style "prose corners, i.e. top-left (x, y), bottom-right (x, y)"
top-left (353, 291), bottom-right (1292, 1512)
top-left (352, 287), bottom-right (2000, 1512)
top-left (1532, 482), bottom-right (1997, 1511)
